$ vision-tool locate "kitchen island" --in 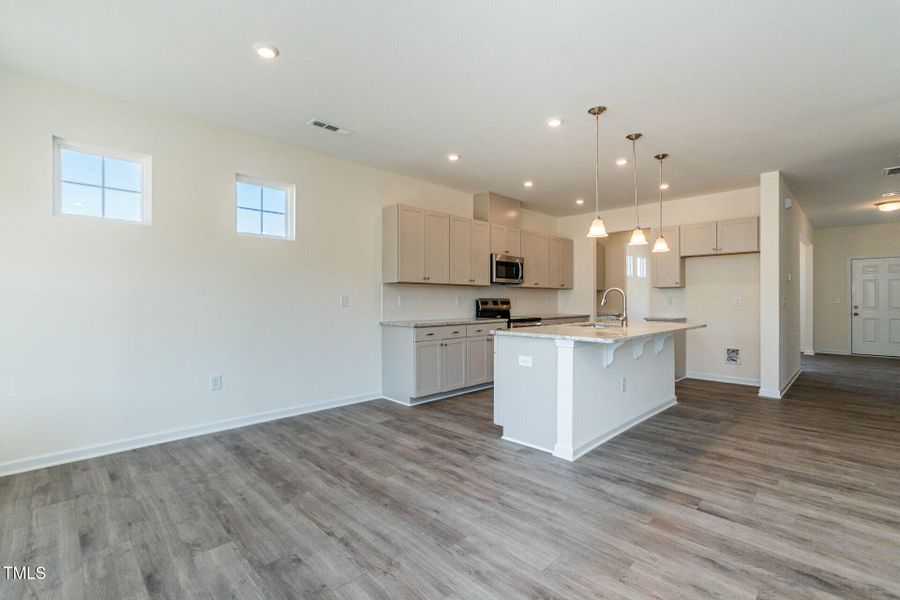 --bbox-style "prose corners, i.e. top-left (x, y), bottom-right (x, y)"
top-left (492, 320), bottom-right (705, 461)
